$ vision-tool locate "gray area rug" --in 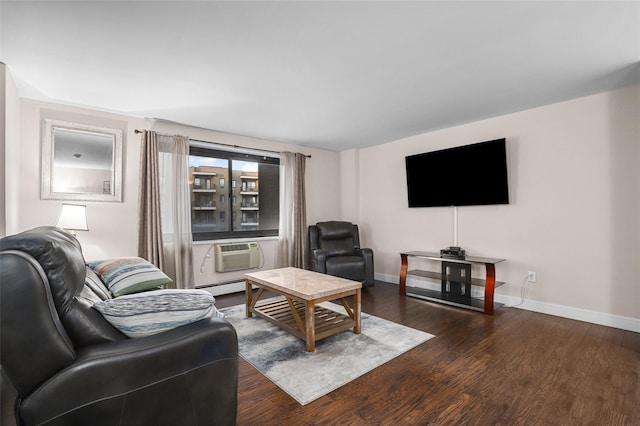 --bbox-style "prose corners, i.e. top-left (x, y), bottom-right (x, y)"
top-left (220, 298), bottom-right (435, 405)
